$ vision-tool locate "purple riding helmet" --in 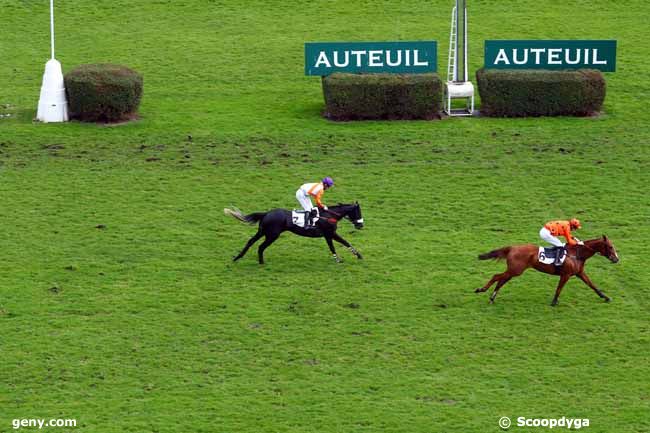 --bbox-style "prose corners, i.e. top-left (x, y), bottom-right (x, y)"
top-left (322, 177), bottom-right (334, 188)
